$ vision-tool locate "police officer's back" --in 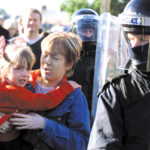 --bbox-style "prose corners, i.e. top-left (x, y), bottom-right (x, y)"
top-left (88, 0), bottom-right (150, 149)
